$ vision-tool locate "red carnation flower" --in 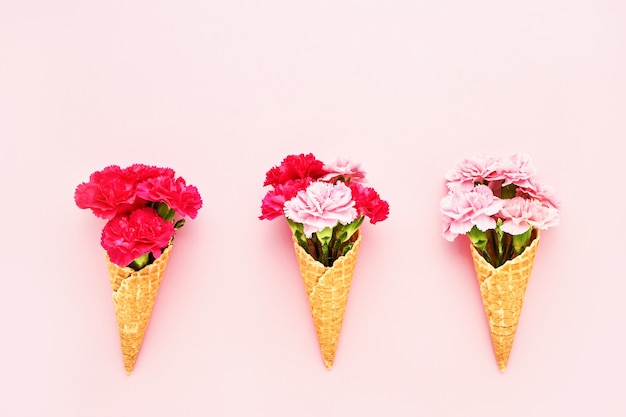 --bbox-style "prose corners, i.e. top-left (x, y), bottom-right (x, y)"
top-left (126, 164), bottom-right (175, 183)
top-left (263, 153), bottom-right (327, 187)
top-left (101, 207), bottom-right (175, 267)
top-left (136, 176), bottom-right (203, 219)
top-left (348, 183), bottom-right (390, 224)
top-left (74, 165), bottom-right (145, 219)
